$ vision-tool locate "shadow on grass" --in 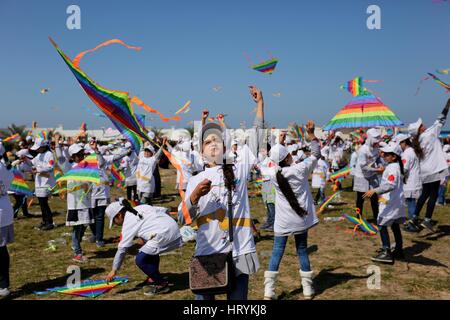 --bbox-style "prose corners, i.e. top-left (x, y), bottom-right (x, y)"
top-left (278, 267), bottom-right (369, 299)
top-left (91, 244), bottom-right (141, 260)
top-left (423, 225), bottom-right (450, 241)
top-left (115, 272), bottom-right (190, 295)
top-left (6, 267), bottom-right (106, 300)
top-left (403, 240), bottom-right (448, 268)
